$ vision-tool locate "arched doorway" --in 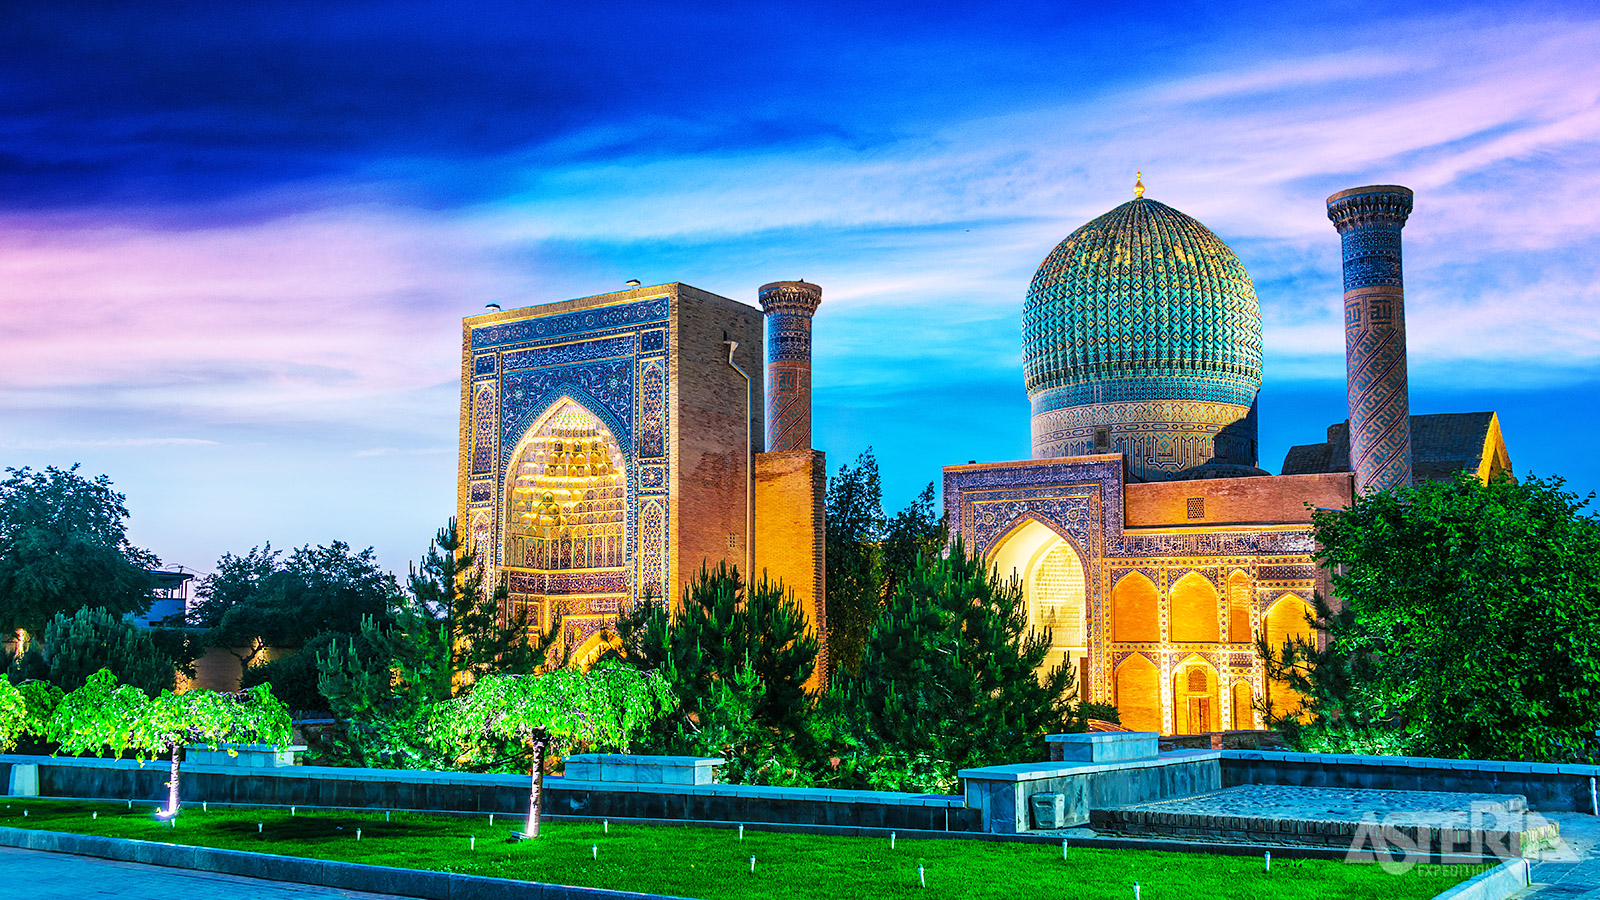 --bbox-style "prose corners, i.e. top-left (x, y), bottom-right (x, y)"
top-left (986, 518), bottom-right (1088, 695)
top-left (1231, 678), bottom-right (1254, 730)
top-left (502, 399), bottom-right (630, 647)
top-left (1172, 656), bottom-right (1219, 734)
